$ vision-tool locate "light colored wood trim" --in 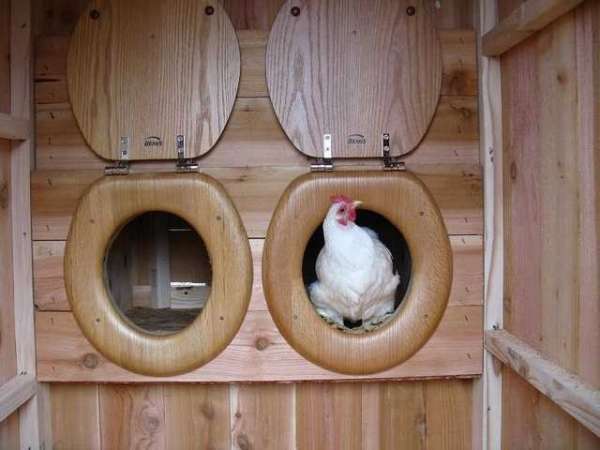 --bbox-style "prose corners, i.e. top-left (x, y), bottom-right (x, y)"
top-left (482, 0), bottom-right (585, 56)
top-left (10, 0), bottom-right (43, 448)
top-left (263, 171), bottom-right (453, 375)
top-left (0, 113), bottom-right (30, 140)
top-left (0, 375), bottom-right (37, 423)
top-left (36, 305), bottom-right (482, 382)
top-left (31, 165), bottom-right (484, 241)
top-left (479, 1), bottom-right (503, 449)
top-left (64, 173), bottom-right (253, 376)
top-left (33, 235), bottom-right (482, 383)
top-left (485, 329), bottom-right (600, 437)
